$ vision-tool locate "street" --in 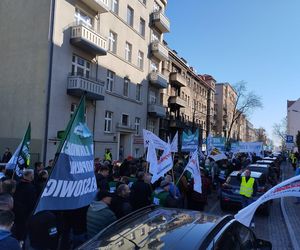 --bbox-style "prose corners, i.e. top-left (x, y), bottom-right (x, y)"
top-left (203, 161), bottom-right (299, 250)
